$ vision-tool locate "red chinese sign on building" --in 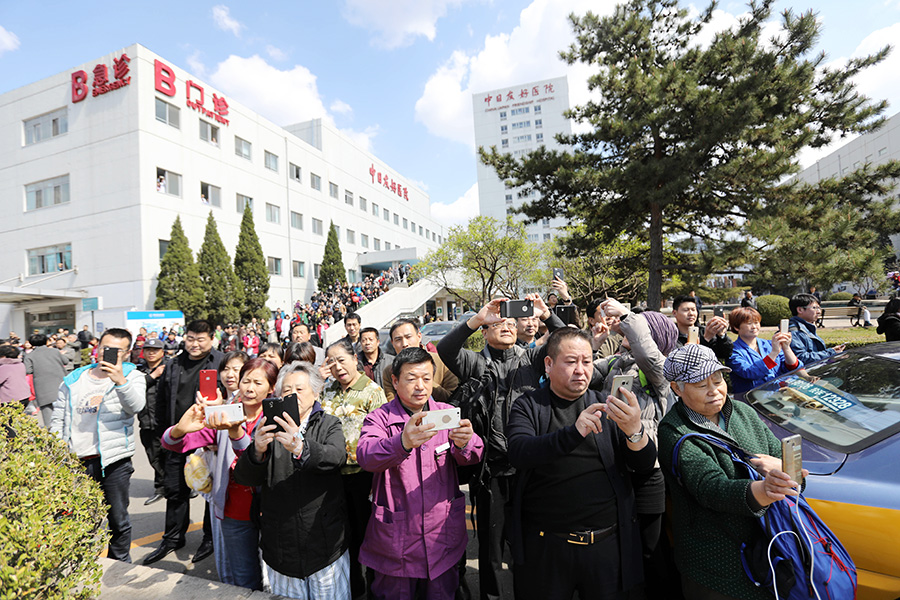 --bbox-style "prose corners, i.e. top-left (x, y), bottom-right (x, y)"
top-left (71, 52), bottom-right (132, 103)
top-left (369, 164), bottom-right (409, 201)
top-left (483, 82), bottom-right (554, 107)
top-left (155, 59), bottom-right (230, 126)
